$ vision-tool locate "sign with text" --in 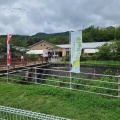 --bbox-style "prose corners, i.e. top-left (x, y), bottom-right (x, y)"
top-left (70, 31), bottom-right (82, 73)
